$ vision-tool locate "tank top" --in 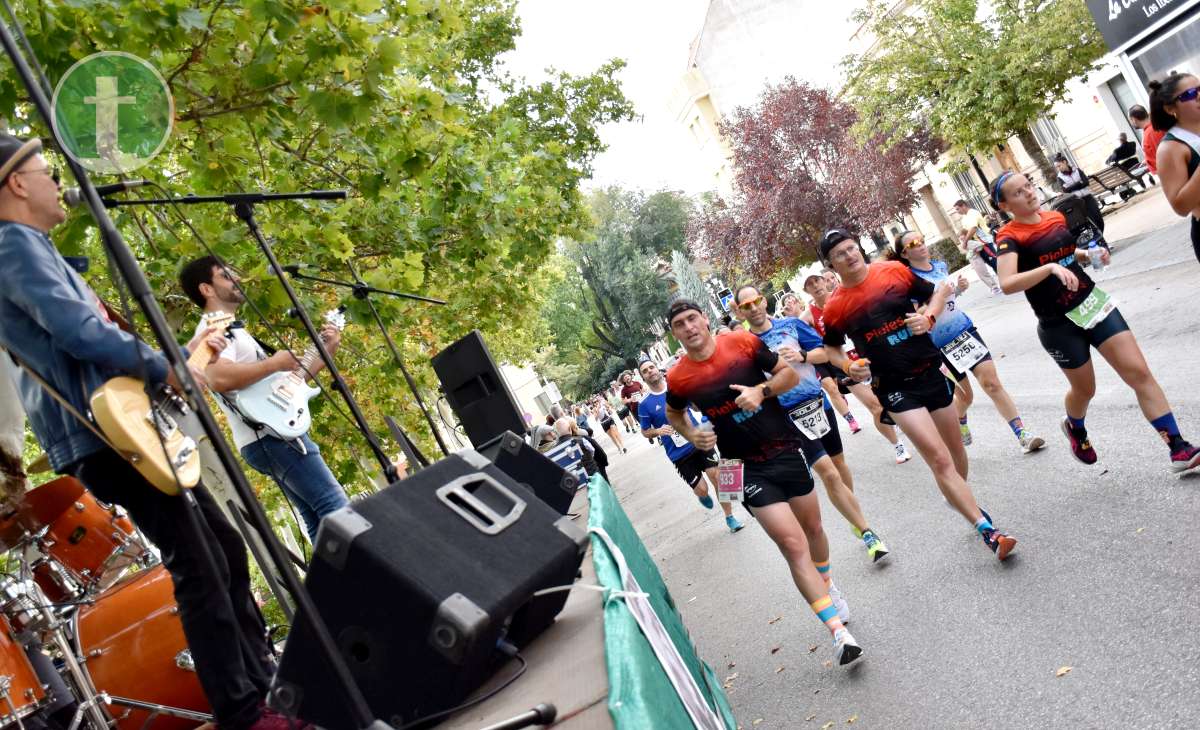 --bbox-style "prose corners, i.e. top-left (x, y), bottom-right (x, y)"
top-left (808, 303), bottom-right (826, 337)
top-left (1164, 127), bottom-right (1200, 177)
